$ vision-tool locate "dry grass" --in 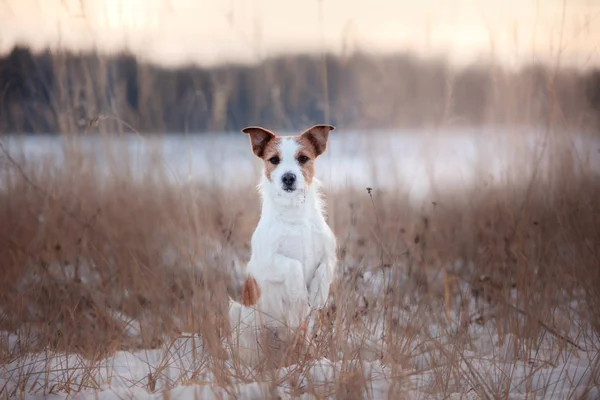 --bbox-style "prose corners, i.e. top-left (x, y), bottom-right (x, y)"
top-left (0, 127), bottom-right (599, 398)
